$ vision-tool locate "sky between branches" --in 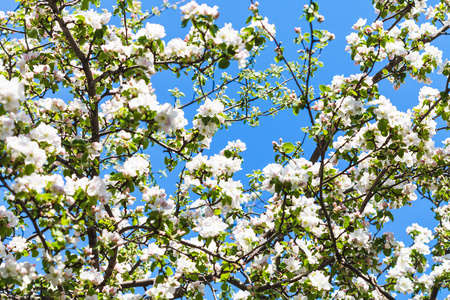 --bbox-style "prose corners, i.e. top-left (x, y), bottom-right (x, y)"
top-left (2, 1), bottom-right (448, 298)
